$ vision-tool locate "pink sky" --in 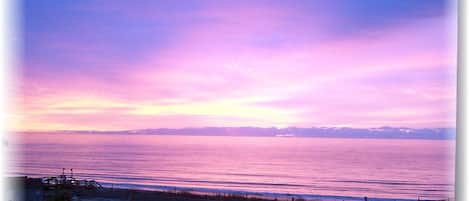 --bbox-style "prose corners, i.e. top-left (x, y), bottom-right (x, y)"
top-left (15, 0), bottom-right (457, 131)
